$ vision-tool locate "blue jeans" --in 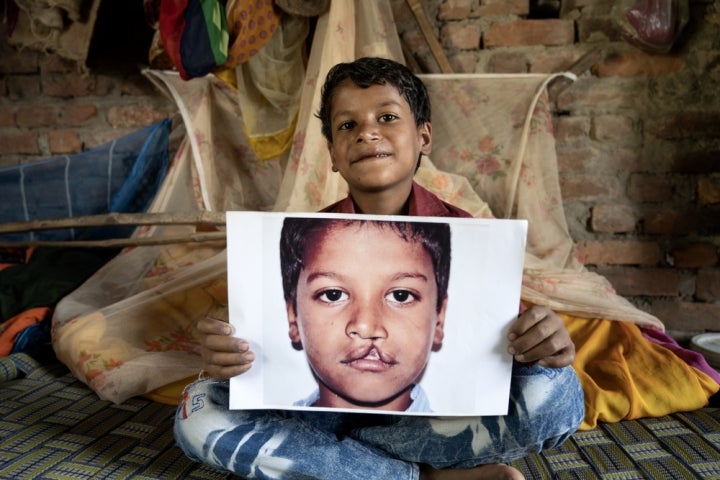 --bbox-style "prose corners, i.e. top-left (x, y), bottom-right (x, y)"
top-left (174, 363), bottom-right (584, 479)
